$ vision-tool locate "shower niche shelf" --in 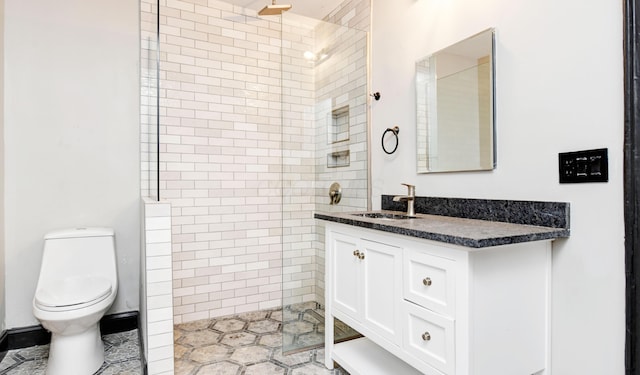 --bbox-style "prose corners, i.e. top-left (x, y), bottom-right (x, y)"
top-left (327, 150), bottom-right (350, 168)
top-left (329, 106), bottom-right (350, 144)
